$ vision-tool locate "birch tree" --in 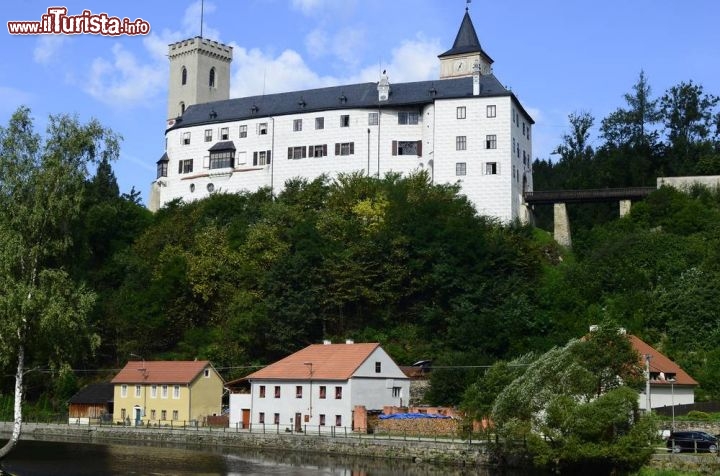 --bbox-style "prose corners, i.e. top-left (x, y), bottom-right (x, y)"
top-left (0, 107), bottom-right (117, 458)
